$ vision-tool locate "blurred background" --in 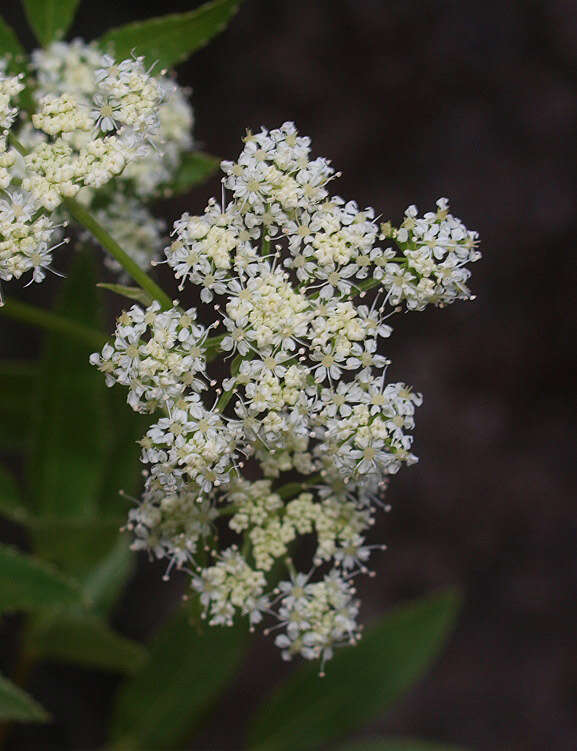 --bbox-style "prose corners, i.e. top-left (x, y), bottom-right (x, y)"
top-left (1, 0), bottom-right (576, 749)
